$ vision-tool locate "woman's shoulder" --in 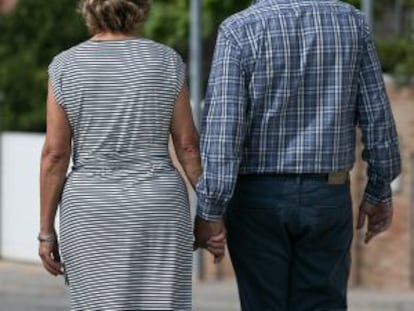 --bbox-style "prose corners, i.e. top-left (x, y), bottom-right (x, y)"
top-left (139, 38), bottom-right (183, 60)
top-left (49, 41), bottom-right (89, 69)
